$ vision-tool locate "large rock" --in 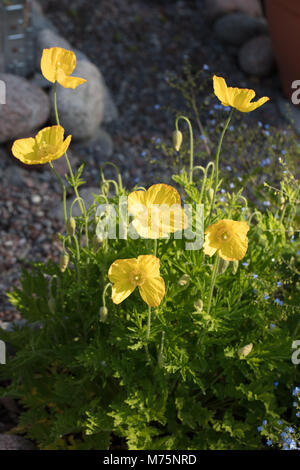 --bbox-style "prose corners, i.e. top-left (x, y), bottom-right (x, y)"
top-left (204, 0), bottom-right (263, 20)
top-left (214, 13), bottom-right (268, 46)
top-left (0, 434), bottom-right (36, 450)
top-left (0, 74), bottom-right (50, 143)
top-left (239, 35), bottom-right (274, 77)
top-left (36, 28), bottom-right (71, 70)
top-left (50, 60), bottom-right (106, 141)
